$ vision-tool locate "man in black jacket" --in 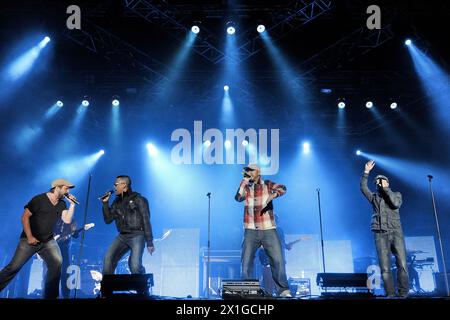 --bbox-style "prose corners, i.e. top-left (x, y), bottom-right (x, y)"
top-left (360, 160), bottom-right (409, 297)
top-left (101, 175), bottom-right (154, 275)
